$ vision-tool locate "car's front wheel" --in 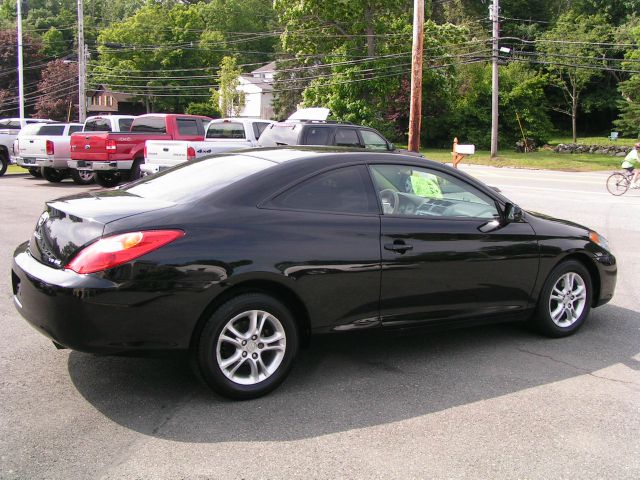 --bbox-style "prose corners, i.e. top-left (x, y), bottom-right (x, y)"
top-left (534, 260), bottom-right (593, 337)
top-left (195, 293), bottom-right (298, 399)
